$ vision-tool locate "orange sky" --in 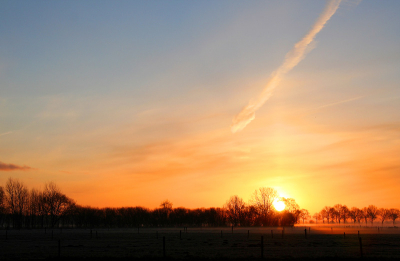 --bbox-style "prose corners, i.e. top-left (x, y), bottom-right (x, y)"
top-left (1, 1), bottom-right (400, 214)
